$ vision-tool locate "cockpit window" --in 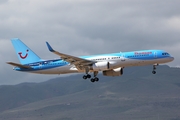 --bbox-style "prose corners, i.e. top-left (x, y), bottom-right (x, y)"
top-left (162, 52), bottom-right (169, 55)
